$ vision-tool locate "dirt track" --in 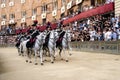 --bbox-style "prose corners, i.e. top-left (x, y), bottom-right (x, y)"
top-left (0, 47), bottom-right (120, 80)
